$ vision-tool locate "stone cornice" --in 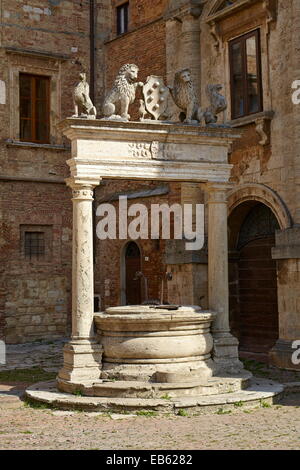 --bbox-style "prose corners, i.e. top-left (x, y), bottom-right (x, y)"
top-left (59, 118), bottom-right (239, 184)
top-left (58, 118), bottom-right (241, 147)
top-left (206, 0), bottom-right (277, 48)
top-left (207, 0), bottom-right (260, 23)
top-left (3, 46), bottom-right (70, 61)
